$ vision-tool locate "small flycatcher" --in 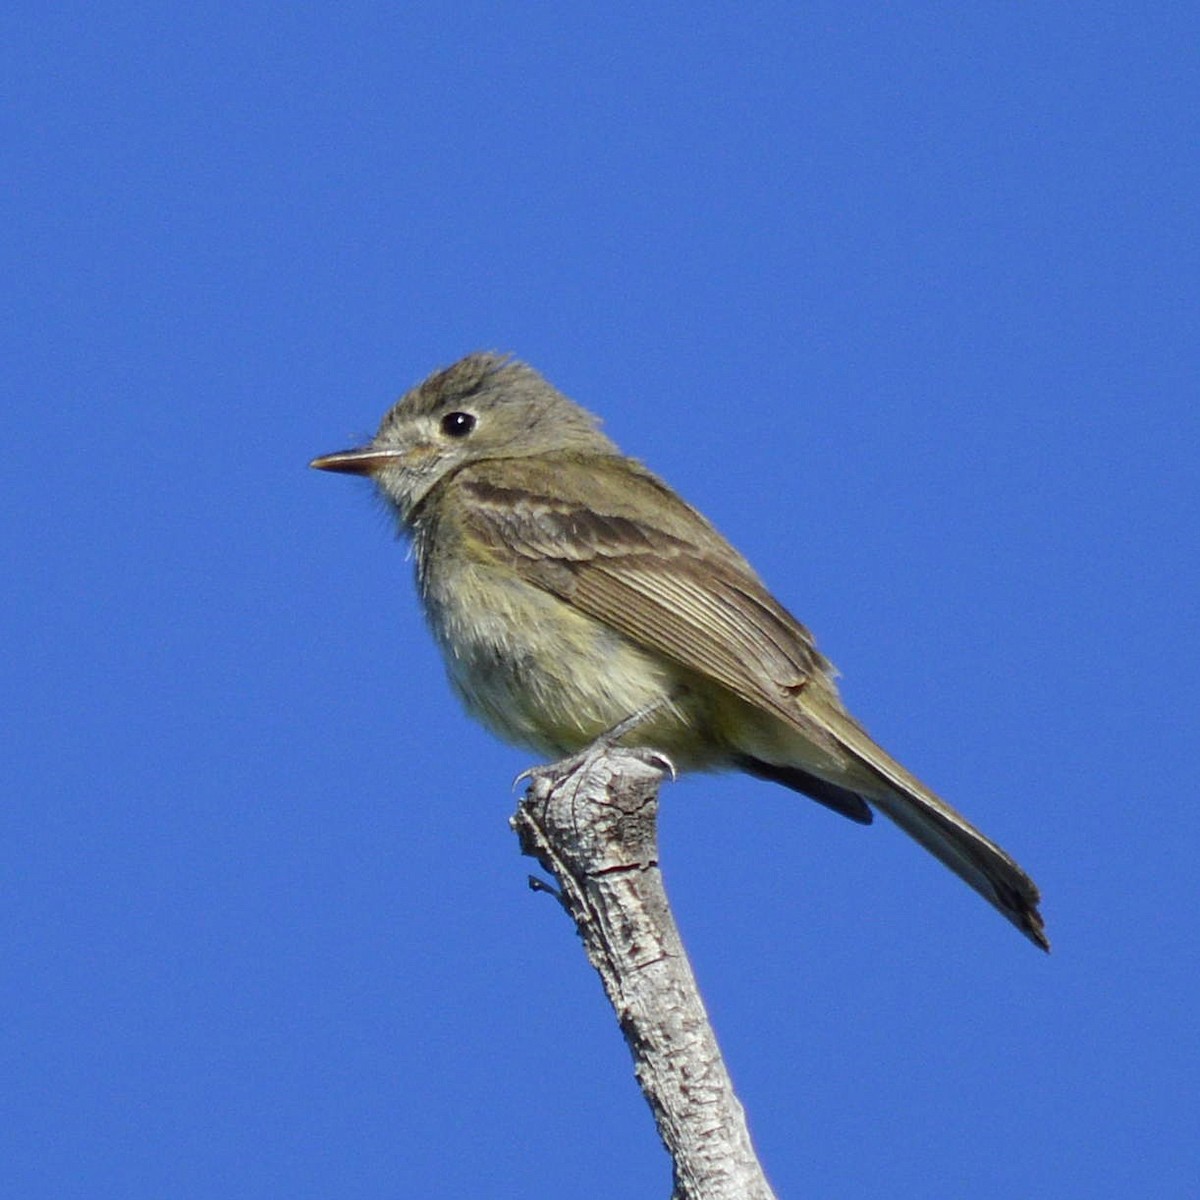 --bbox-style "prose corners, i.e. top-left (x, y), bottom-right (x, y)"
top-left (312, 352), bottom-right (1047, 950)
